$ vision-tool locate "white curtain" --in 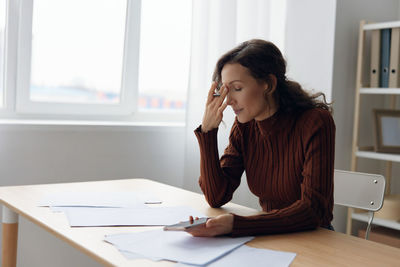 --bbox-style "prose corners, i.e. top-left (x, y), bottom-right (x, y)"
top-left (183, 0), bottom-right (285, 208)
